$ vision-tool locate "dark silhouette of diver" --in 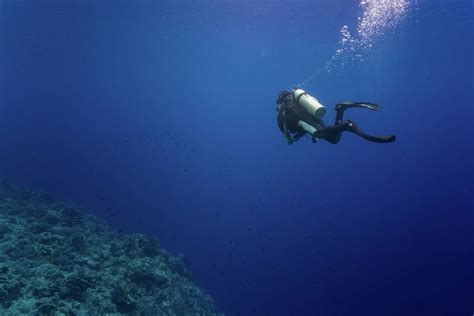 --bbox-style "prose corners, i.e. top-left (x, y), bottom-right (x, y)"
top-left (276, 89), bottom-right (396, 144)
